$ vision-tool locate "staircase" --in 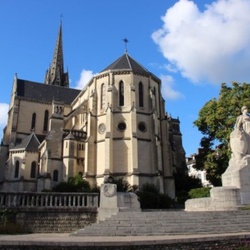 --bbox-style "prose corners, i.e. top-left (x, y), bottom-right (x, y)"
top-left (73, 209), bottom-right (250, 236)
